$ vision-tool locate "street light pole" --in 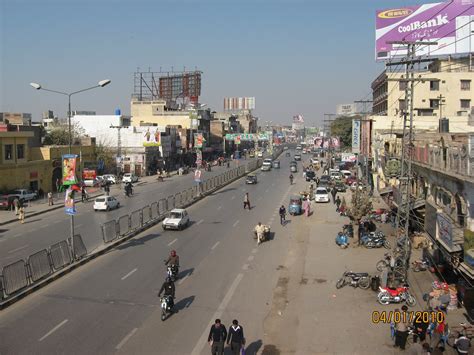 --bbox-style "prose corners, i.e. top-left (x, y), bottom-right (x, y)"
top-left (30, 79), bottom-right (111, 257)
